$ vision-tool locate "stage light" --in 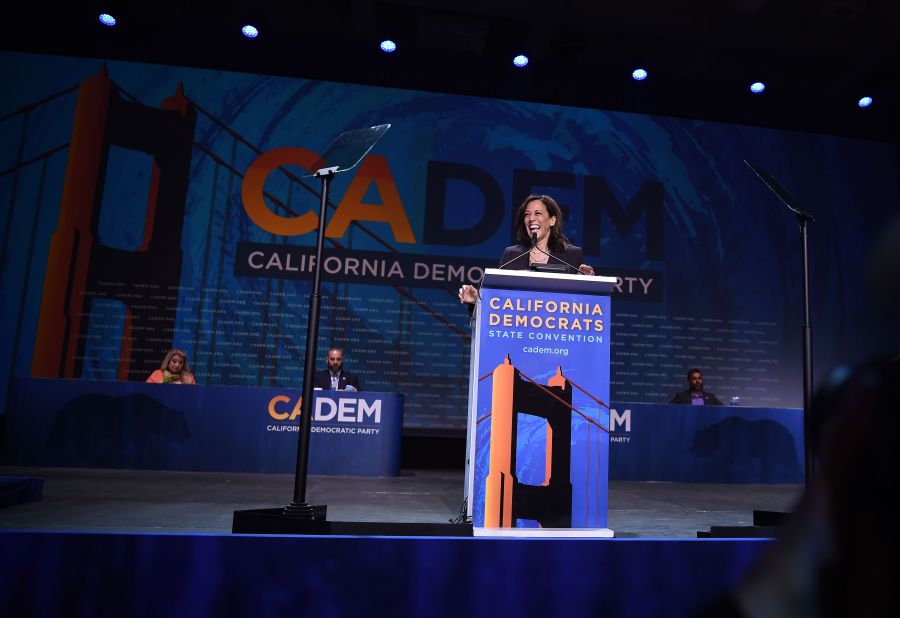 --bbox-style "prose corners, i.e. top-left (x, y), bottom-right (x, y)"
top-left (98, 13), bottom-right (117, 27)
top-left (632, 68), bottom-right (648, 81)
top-left (858, 96), bottom-right (873, 108)
top-left (242, 24), bottom-right (259, 39)
top-left (380, 40), bottom-right (397, 53)
top-left (513, 54), bottom-right (529, 68)
top-left (750, 81), bottom-right (766, 94)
